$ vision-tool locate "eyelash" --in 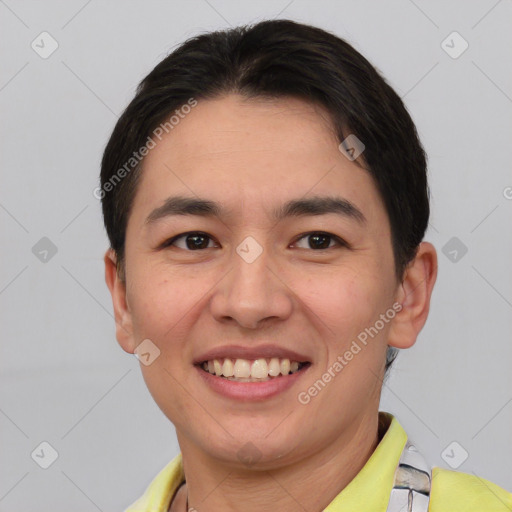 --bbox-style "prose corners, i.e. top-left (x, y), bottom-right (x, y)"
top-left (161, 231), bottom-right (349, 251)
